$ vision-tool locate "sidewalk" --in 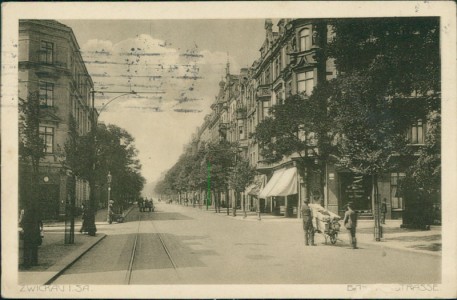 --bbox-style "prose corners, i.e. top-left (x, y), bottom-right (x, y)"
top-left (42, 206), bottom-right (116, 228)
top-left (18, 205), bottom-right (135, 285)
top-left (179, 203), bottom-right (442, 256)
